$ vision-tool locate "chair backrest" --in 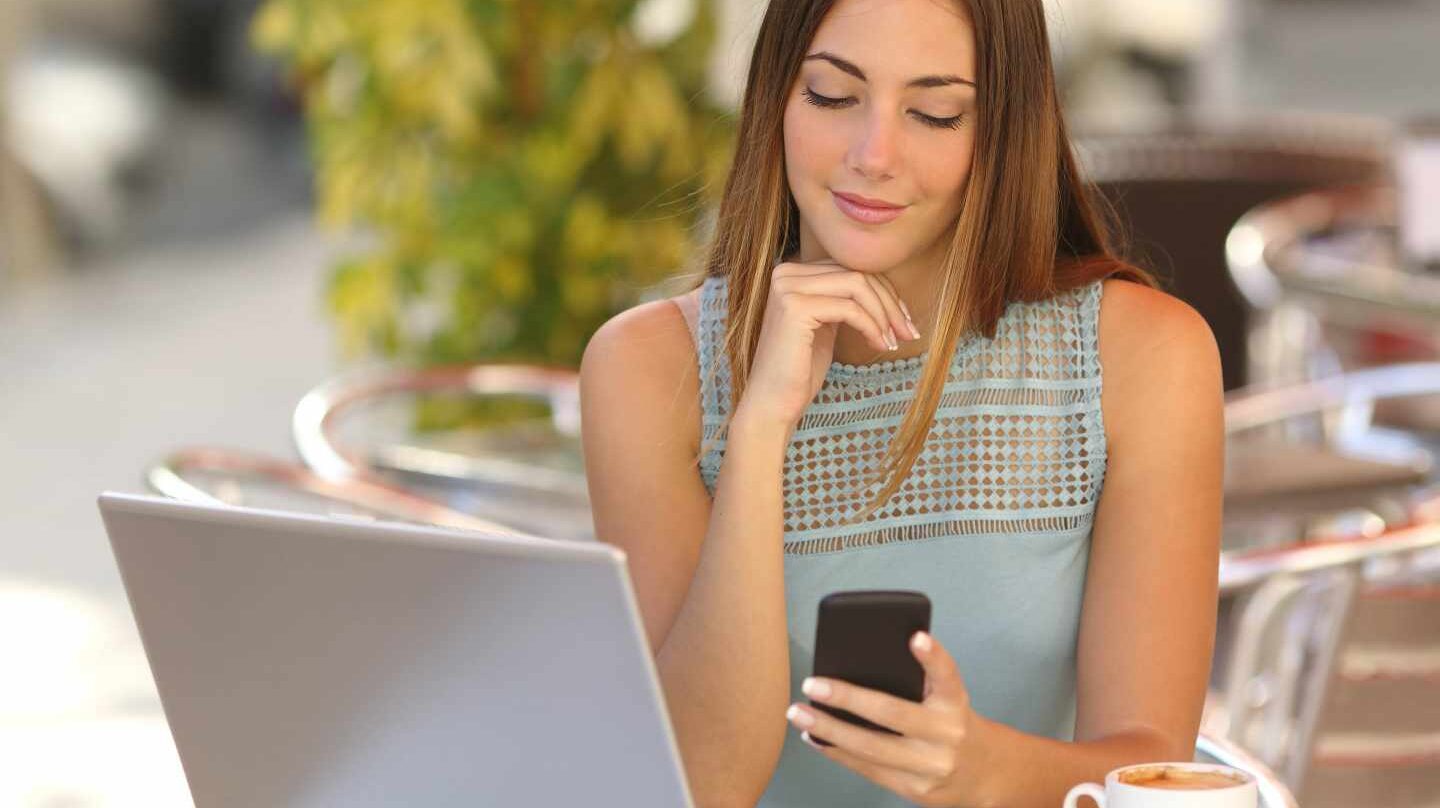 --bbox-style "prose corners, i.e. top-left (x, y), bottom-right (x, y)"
top-left (1224, 182), bottom-right (1432, 388)
top-left (291, 364), bottom-right (594, 542)
top-left (147, 447), bottom-right (520, 535)
top-left (1074, 113), bottom-right (1390, 390)
top-left (1218, 566), bottom-right (1361, 786)
top-left (1216, 518), bottom-right (1440, 804)
top-left (1220, 364), bottom-right (1440, 797)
